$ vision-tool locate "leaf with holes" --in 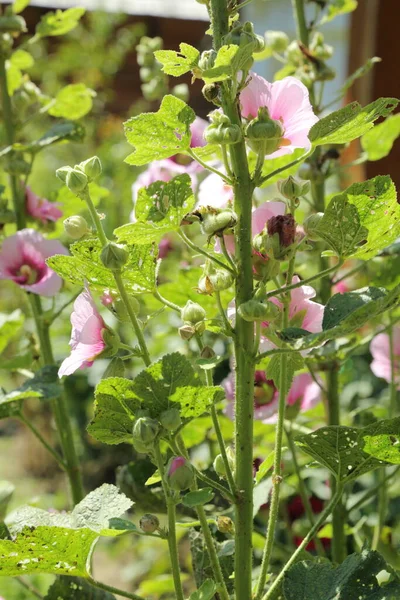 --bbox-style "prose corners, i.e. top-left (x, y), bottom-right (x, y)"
top-left (124, 95), bottom-right (195, 165)
top-left (322, 287), bottom-right (387, 330)
top-left (266, 352), bottom-right (304, 390)
top-left (361, 114), bottom-right (400, 161)
top-left (45, 576), bottom-right (116, 600)
top-left (309, 98), bottom-right (398, 146)
top-left (295, 425), bottom-right (387, 482)
top-left (2, 366), bottom-right (60, 404)
top-left (154, 43), bottom-right (199, 76)
top-left (283, 549), bottom-right (400, 600)
top-left (169, 385), bottom-right (223, 418)
top-left (359, 417), bottom-right (400, 464)
top-left (87, 377), bottom-right (140, 445)
top-left (115, 175), bottom-right (195, 245)
top-left (202, 44), bottom-right (254, 83)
